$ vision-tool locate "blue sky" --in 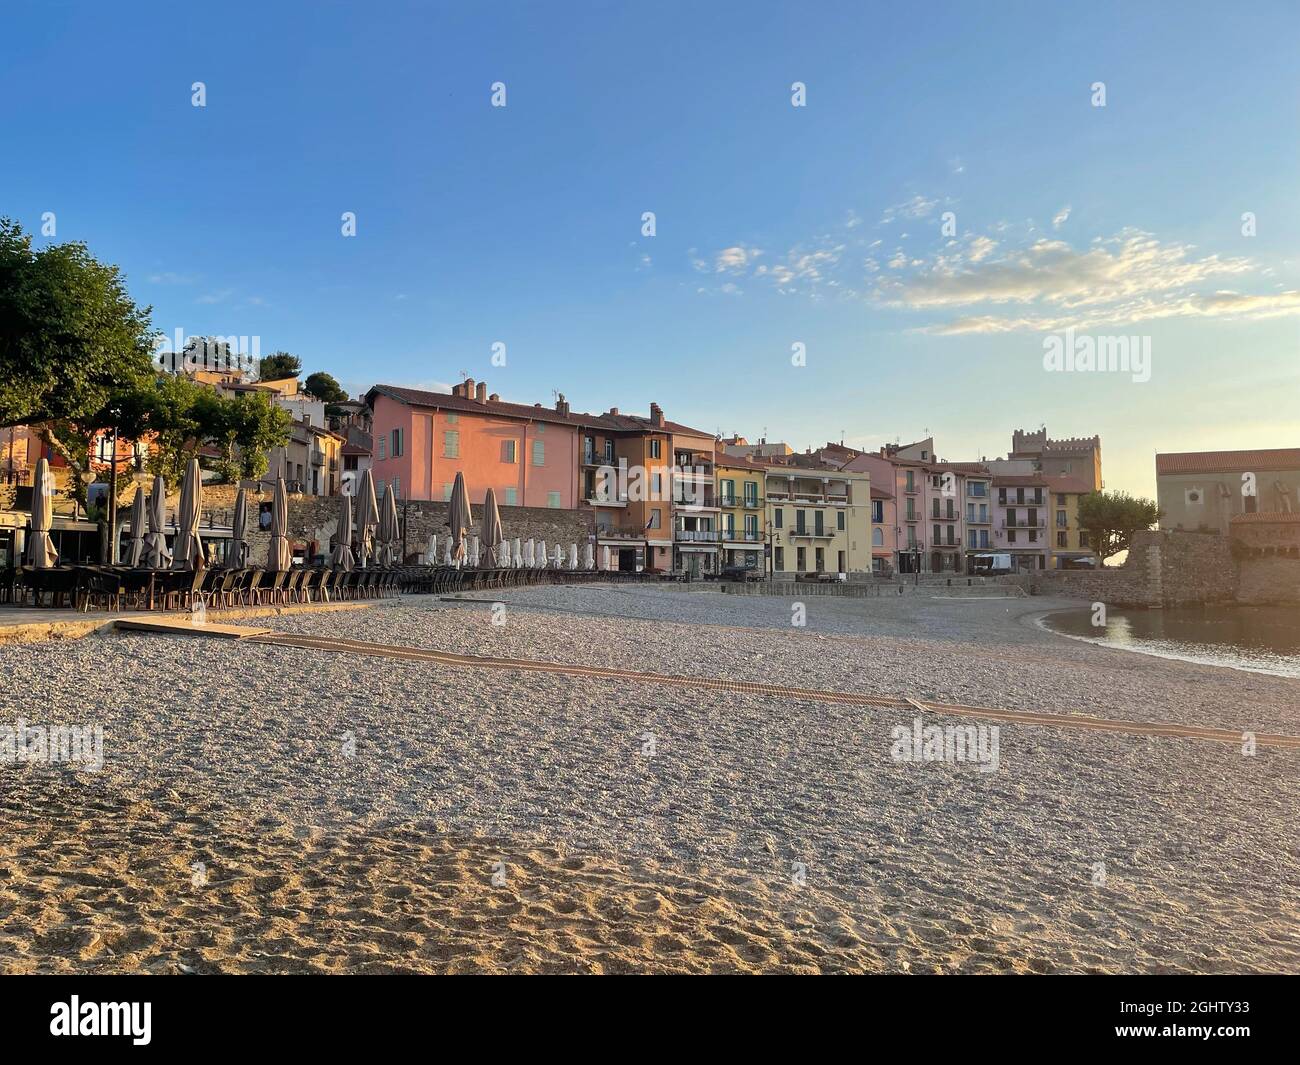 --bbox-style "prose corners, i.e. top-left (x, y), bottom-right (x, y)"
top-left (3, 0), bottom-right (1297, 495)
